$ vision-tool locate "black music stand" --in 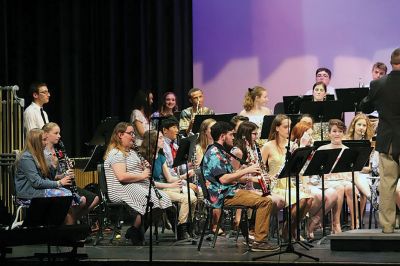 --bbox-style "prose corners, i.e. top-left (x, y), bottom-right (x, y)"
top-left (331, 146), bottom-right (373, 230)
top-left (260, 114), bottom-right (301, 139)
top-left (191, 113), bottom-right (237, 134)
top-left (303, 148), bottom-right (342, 243)
top-left (300, 101), bottom-right (343, 141)
top-left (283, 95), bottom-right (335, 114)
top-left (172, 133), bottom-right (199, 244)
top-left (174, 111), bottom-right (182, 122)
top-left (88, 116), bottom-right (119, 146)
top-left (335, 88), bottom-right (369, 114)
top-left (283, 95), bottom-right (312, 114)
top-left (22, 196), bottom-right (72, 227)
top-left (20, 196), bottom-right (89, 261)
top-left (253, 147), bottom-right (319, 262)
top-left (83, 145), bottom-right (105, 172)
